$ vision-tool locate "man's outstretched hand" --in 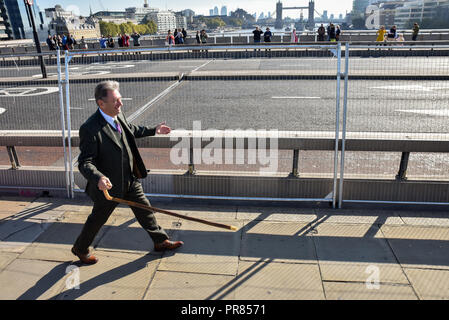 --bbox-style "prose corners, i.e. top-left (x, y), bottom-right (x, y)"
top-left (156, 121), bottom-right (171, 134)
